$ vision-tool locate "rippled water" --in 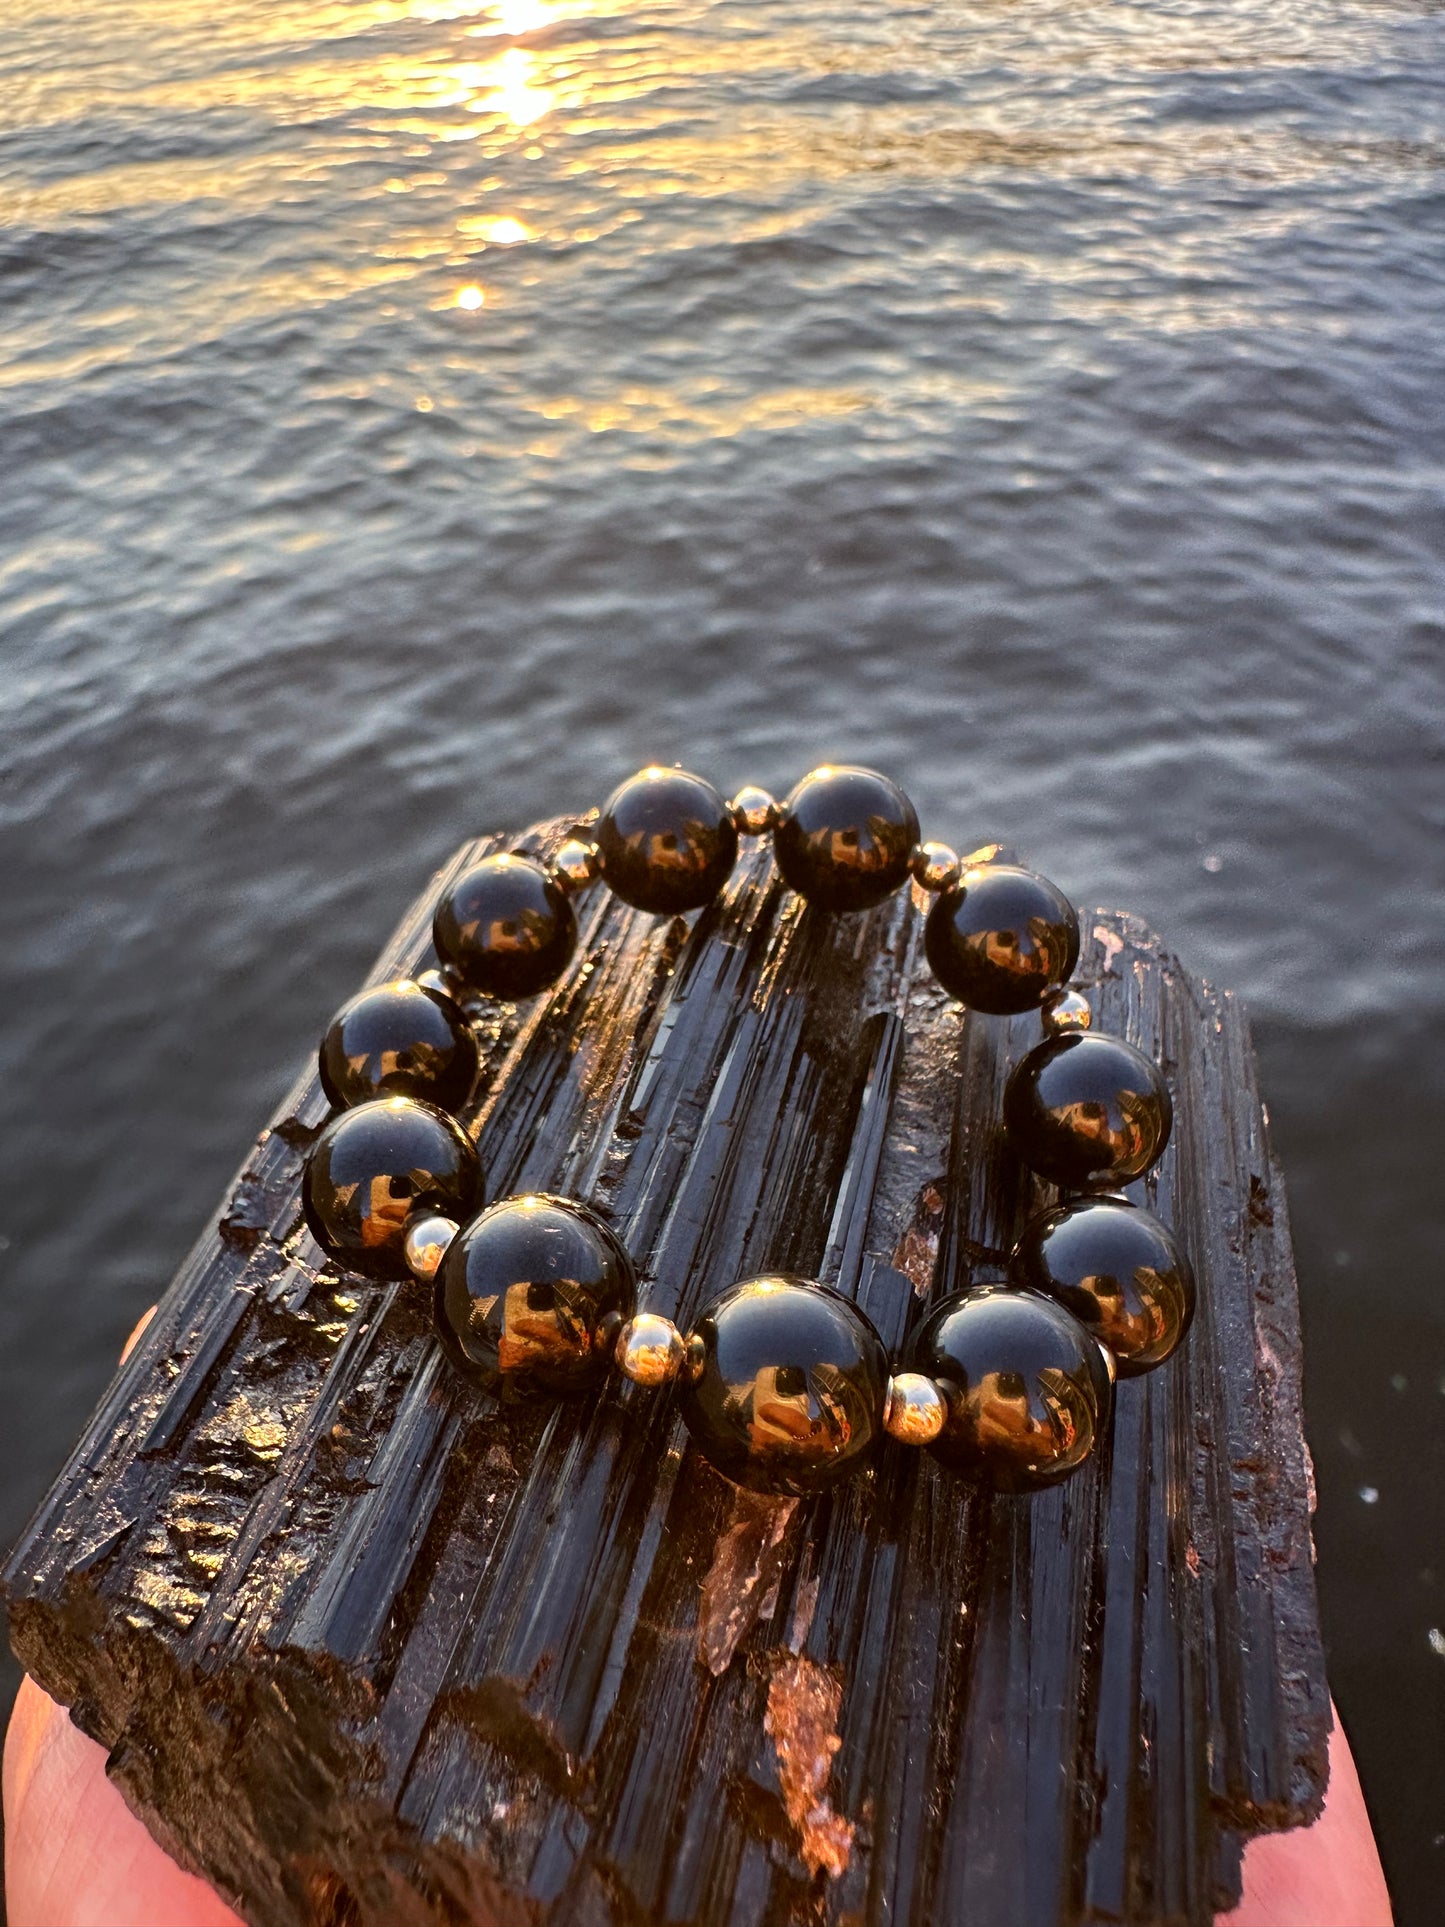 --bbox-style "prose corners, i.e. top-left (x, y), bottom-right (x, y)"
top-left (2, 0), bottom-right (1442, 1913)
